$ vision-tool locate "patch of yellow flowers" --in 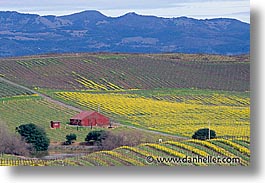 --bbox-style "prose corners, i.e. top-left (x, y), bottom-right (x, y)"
top-left (144, 143), bottom-right (206, 166)
top-left (187, 139), bottom-right (248, 166)
top-left (55, 92), bottom-right (250, 137)
top-left (0, 159), bottom-right (47, 166)
top-left (73, 72), bottom-right (122, 90)
top-left (100, 151), bottom-right (145, 166)
top-left (157, 94), bottom-right (249, 107)
top-left (165, 141), bottom-right (209, 157)
top-left (212, 139), bottom-right (250, 156)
